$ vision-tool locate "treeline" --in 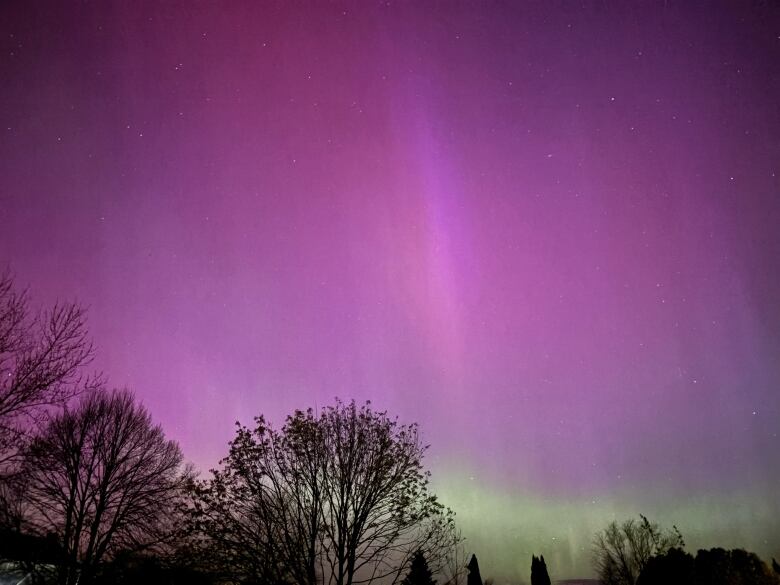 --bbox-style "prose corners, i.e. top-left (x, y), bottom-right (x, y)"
top-left (0, 273), bottom-right (462, 585)
top-left (460, 517), bottom-right (780, 585)
top-left (2, 273), bottom-right (778, 585)
top-left (592, 515), bottom-right (780, 585)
